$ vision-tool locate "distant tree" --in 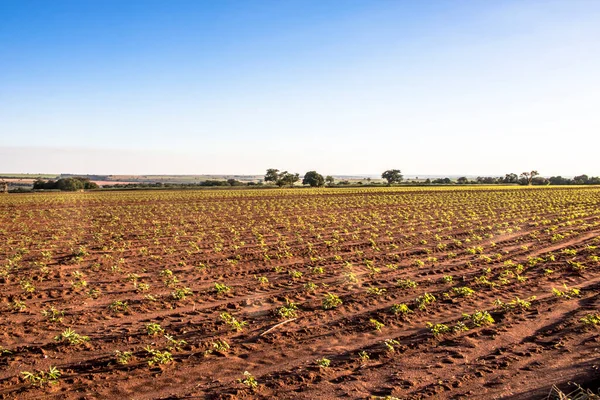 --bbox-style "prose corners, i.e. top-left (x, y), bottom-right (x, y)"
top-left (325, 176), bottom-right (335, 186)
top-left (457, 177), bottom-right (469, 184)
top-left (532, 176), bottom-right (548, 185)
top-left (276, 171), bottom-right (300, 187)
top-left (520, 170), bottom-right (539, 186)
top-left (573, 174), bottom-right (589, 185)
top-left (381, 169), bottom-right (403, 186)
top-left (589, 176), bottom-right (600, 184)
top-left (548, 176), bottom-right (569, 185)
top-left (503, 173), bottom-right (519, 184)
top-left (264, 169), bottom-right (280, 184)
top-left (302, 171), bottom-right (325, 187)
